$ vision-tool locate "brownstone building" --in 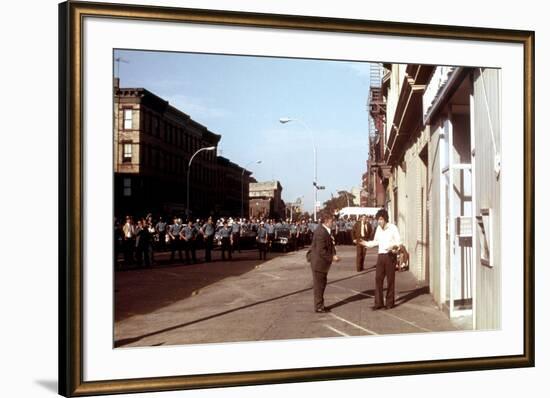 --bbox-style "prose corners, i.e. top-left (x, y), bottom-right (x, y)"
top-left (114, 79), bottom-right (252, 218)
top-left (248, 181), bottom-right (285, 220)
